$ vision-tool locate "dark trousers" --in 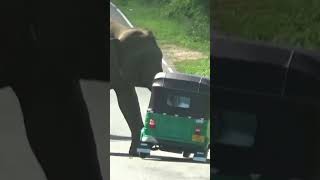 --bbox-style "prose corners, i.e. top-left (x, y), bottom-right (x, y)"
top-left (0, 0), bottom-right (105, 179)
top-left (11, 76), bottom-right (103, 180)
